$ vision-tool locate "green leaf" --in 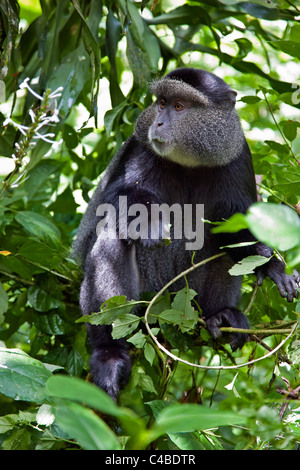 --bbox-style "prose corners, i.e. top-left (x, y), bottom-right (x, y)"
top-left (235, 37), bottom-right (252, 59)
top-left (157, 309), bottom-right (194, 330)
top-left (144, 342), bottom-right (156, 365)
top-left (17, 239), bottom-right (63, 267)
top-left (0, 348), bottom-right (52, 402)
top-left (149, 5), bottom-right (210, 26)
top-left (65, 349), bottom-right (84, 376)
top-left (2, 427), bottom-right (31, 450)
top-left (139, 374), bottom-right (157, 395)
top-left (111, 313), bottom-right (140, 339)
top-left (47, 375), bottom-right (146, 446)
top-left (172, 287), bottom-right (198, 330)
top-left (126, 30), bottom-right (150, 87)
top-left (23, 160), bottom-right (60, 201)
top-left (47, 374), bottom-right (141, 434)
top-left (281, 120), bottom-right (300, 142)
top-left (289, 339), bottom-right (300, 365)
top-left (33, 312), bottom-right (67, 335)
top-left (15, 211), bottom-right (61, 248)
top-left (0, 282), bottom-right (8, 315)
top-left (46, 44), bottom-right (90, 120)
top-left (270, 40), bottom-right (300, 59)
top-left (153, 403), bottom-right (247, 434)
top-left (77, 296), bottom-right (138, 325)
top-left (240, 95), bottom-right (261, 104)
top-left (229, 255), bottom-right (271, 276)
top-left (104, 101), bottom-right (127, 137)
top-left (71, 0), bottom-right (101, 74)
top-left (274, 170), bottom-right (300, 198)
top-left (132, 366), bottom-right (157, 394)
top-left (156, 288), bottom-right (198, 332)
top-left (53, 402), bottom-right (121, 450)
top-left (0, 253), bottom-right (36, 280)
top-left (127, 330), bottom-right (146, 348)
top-left (0, 415), bottom-right (18, 434)
top-left (0, 135), bottom-right (14, 157)
top-left (36, 404), bottom-right (55, 427)
top-left (62, 124), bottom-right (79, 149)
top-left (212, 203), bottom-right (300, 252)
top-left (245, 203), bottom-right (300, 251)
top-left (28, 285), bottom-right (63, 312)
top-left (237, 2), bottom-right (279, 21)
top-left (211, 212), bottom-right (249, 234)
top-left (46, 375), bottom-right (137, 421)
top-left (265, 140), bottom-right (289, 155)
top-left (127, 1), bottom-right (160, 73)
top-left (106, 11), bottom-right (124, 106)
top-left (147, 292), bottom-right (171, 324)
top-left (168, 432), bottom-right (205, 450)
